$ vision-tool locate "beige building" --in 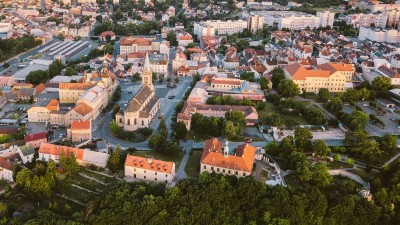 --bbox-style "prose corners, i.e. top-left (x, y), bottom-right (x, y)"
top-left (124, 155), bottom-right (176, 184)
top-left (210, 78), bottom-right (241, 90)
top-left (59, 83), bottom-right (95, 104)
top-left (116, 53), bottom-right (160, 131)
top-left (67, 120), bottom-right (92, 143)
top-left (27, 99), bottom-right (59, 122)
top-left (247, 15), bottom-right (264, 33)
top-left (119, 37), bottom-right (169, 55)
top-left (200, 138), bottom-right (256, 178)
top-left (283, 63), bottom-right (355, 93)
